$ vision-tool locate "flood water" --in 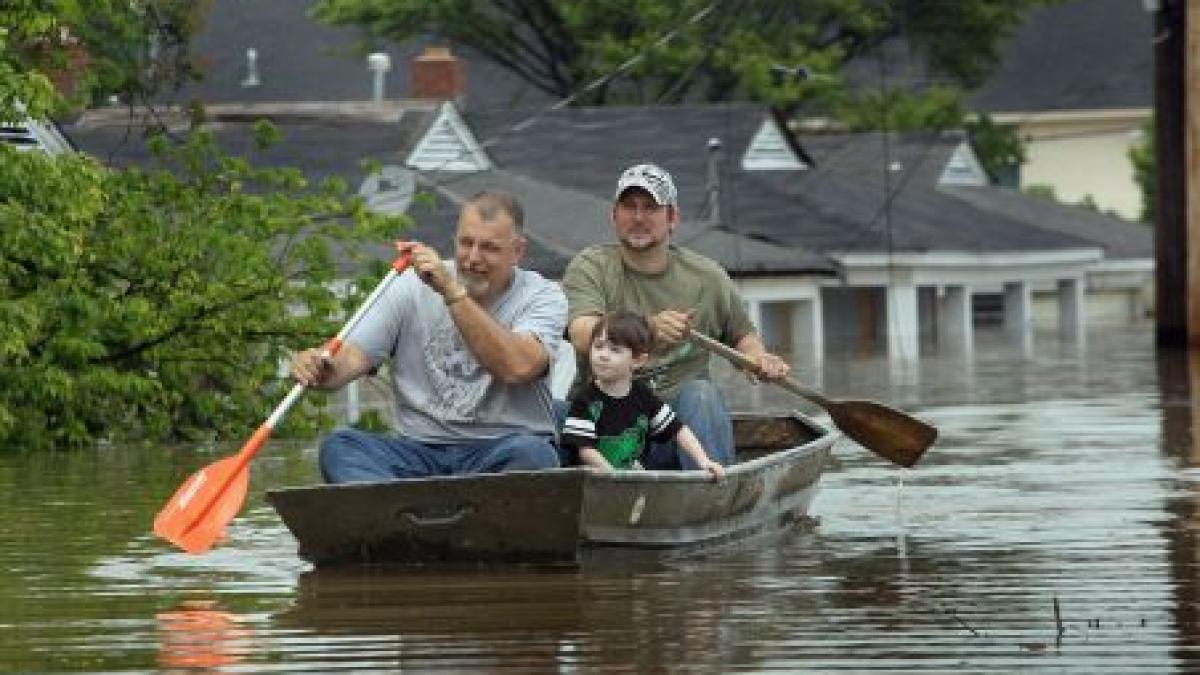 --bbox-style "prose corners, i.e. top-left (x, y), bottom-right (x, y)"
top-left (5, 324), bottom-right (1200, 672)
